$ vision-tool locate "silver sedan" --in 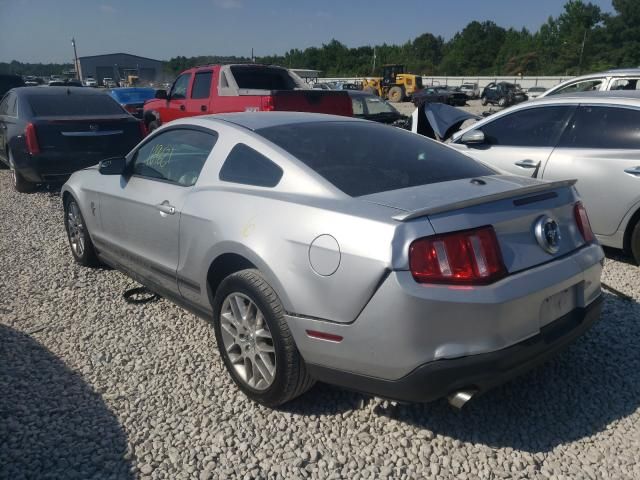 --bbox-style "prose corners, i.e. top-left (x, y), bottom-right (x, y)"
top-left (62, 112), bottom-right (603, 407)
top-left (450, 91), bottom-right (640, 264)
